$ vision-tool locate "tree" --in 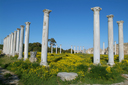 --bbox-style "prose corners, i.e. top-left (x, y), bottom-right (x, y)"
top-left (48, 38), bottom-right (56, 46)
